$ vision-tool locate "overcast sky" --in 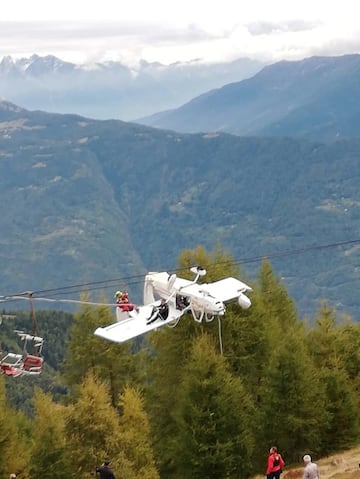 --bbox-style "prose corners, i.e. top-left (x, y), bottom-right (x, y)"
top-left (1, 0), bottom-right (360, 66)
